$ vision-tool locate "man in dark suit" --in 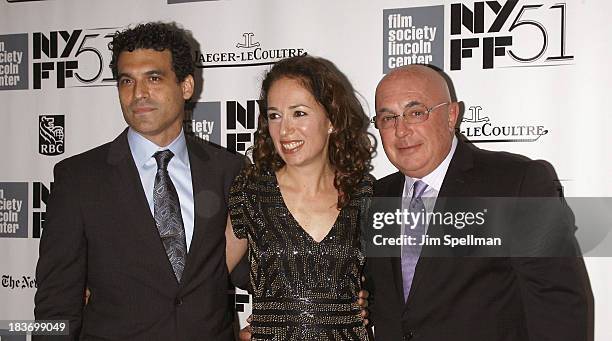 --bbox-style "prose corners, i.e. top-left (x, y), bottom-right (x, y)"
top-left (366, 65), bottom-right (591, 340)
top-left (34, 22), bottom-right (244, 340)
